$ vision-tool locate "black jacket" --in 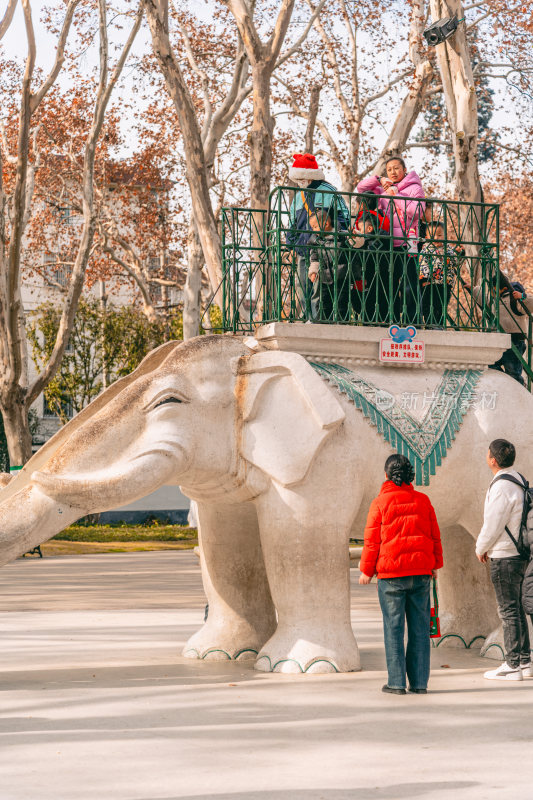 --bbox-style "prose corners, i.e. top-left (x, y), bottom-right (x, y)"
top-left (523, 530), bottom-right (533, 614)
top-left (354, 235), bottom-right (393, 285)
top-left (308, 231), bottom-right (363, 283)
